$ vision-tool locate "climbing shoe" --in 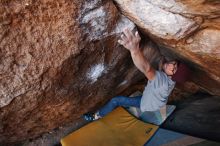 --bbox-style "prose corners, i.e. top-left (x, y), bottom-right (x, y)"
top-left (83, 113), bottom-right (96, 122)
top-left (83, 112), bottom-right (102, 122)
